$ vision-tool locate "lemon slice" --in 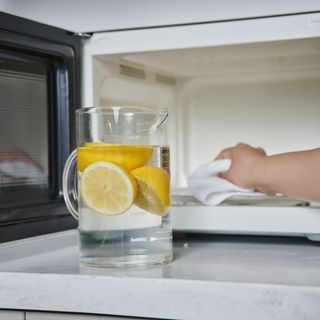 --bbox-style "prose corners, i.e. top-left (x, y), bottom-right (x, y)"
top-left (77, 143), bottom-right (154, 172)
top-left (81, 161), bottom-right (137, 215)
top-left (131, 166), bottom-right (170, 216)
